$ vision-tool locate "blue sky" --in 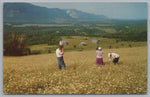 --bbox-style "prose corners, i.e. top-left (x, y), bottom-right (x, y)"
top-left (31, 2), bottom-right (147, 20)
